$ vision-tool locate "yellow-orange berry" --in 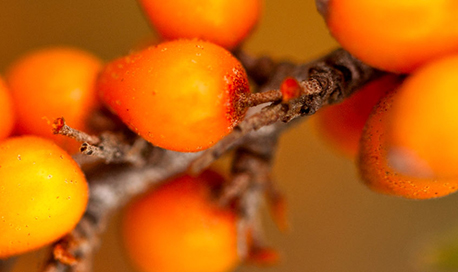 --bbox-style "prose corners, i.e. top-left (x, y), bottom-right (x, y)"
top-left (0, 136), bottom-right (88, 258)
top-left (138, 0), bottom-right (262, 49)
top-left (0, 77), bottom-right (15, 141)
top-left (122, 170), bottom-right (239, 272)
top-left (98, 39), bottom-right (250, 152)
top-left (6, 47), bottom-right (103, 153)
top-left (312, 75), bottom-right (401, 157)
top-left (326, 0), bottom-right (458, 73)
top-left (388, 55), bottom-right (458, 179)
